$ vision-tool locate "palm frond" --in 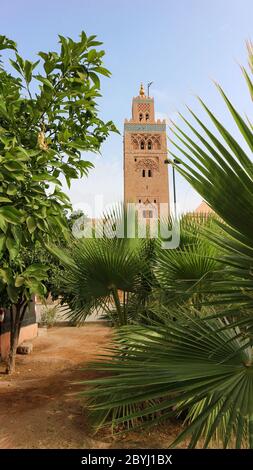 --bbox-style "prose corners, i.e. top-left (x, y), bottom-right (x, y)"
top-left (81, 315), bottom-right (253, 448)
top-left (50, 204), bottom-right (155, 325)
top-left (169, 47), bottom-right (253, 322)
